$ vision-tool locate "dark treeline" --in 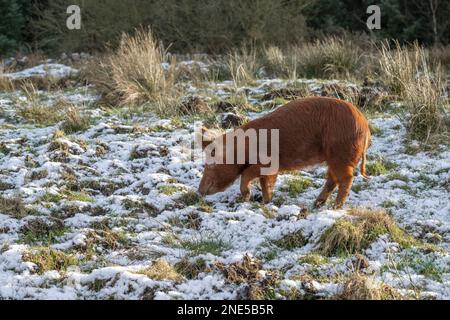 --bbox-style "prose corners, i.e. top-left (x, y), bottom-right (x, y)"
top-left (1, 0), bottom-right (450, 57)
